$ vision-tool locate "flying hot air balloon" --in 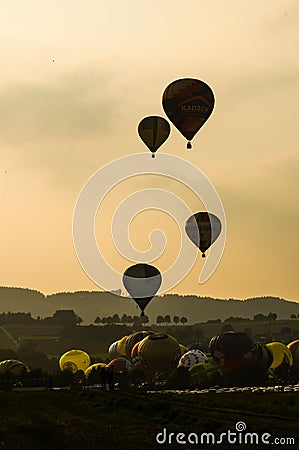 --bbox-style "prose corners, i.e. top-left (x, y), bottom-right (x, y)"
top-left (138, 116), bottom-right (170, 157)
top-left (123, 263), bottom-right (162, 316)
top-left (162, 78), bottom-right (215, 149)
top-left (185, 212), bottom-right (222, 257)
